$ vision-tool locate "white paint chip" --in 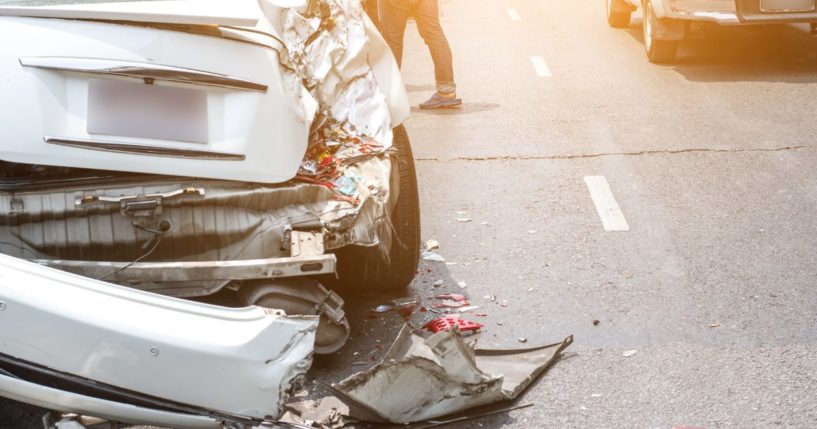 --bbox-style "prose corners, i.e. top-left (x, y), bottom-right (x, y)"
top-left (530, 56), bottom-right (551, 77)
top-left (507, 8), bottom-right (521, 21)
top-left (584, 176), bottom-right (630, 232)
